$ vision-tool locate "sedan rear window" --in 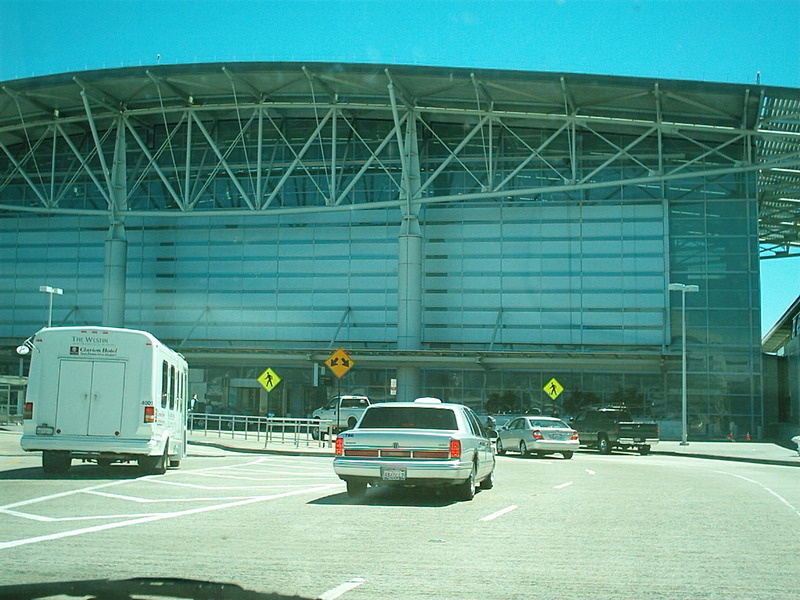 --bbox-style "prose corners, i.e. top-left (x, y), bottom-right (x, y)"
top-left (528, 419), bottom-right (570, 429)
top-left (359, 407), bottom-right (458, 430)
